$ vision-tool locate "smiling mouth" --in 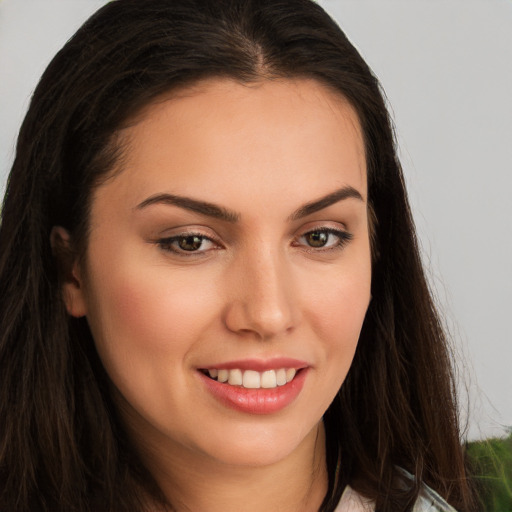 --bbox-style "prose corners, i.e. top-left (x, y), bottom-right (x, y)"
top-left (200, 368), bottom-right (298, 389)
